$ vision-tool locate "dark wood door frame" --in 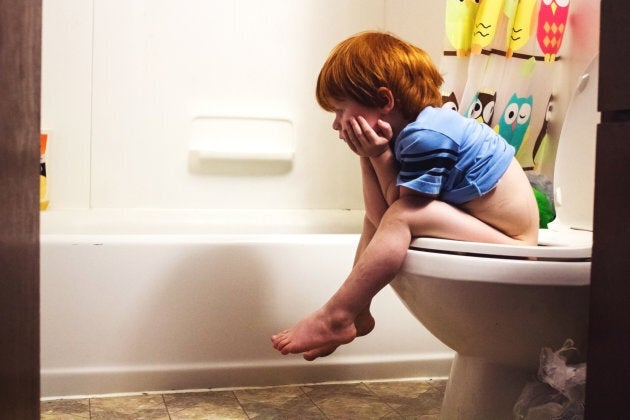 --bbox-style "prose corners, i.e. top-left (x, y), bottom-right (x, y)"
top-left (585, 1), bottom-right (630, 415)
top-left (0, 1), bottom-right (42, 418)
